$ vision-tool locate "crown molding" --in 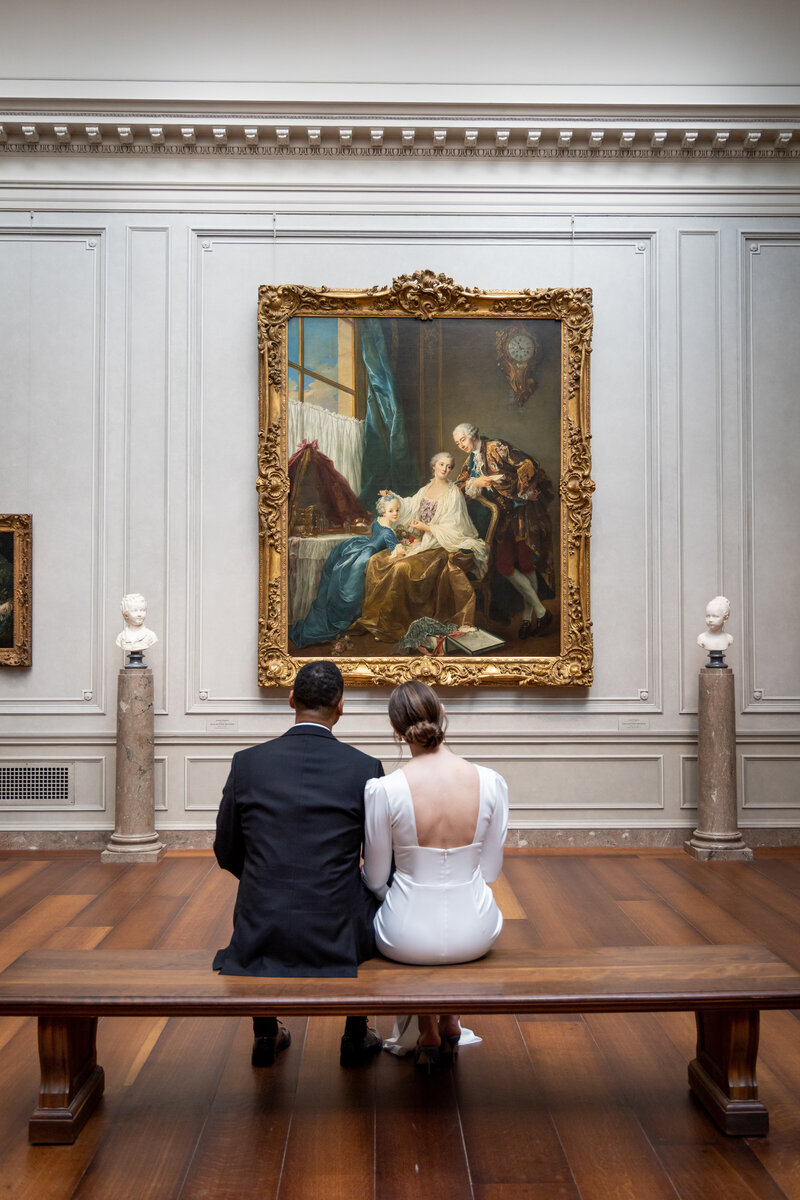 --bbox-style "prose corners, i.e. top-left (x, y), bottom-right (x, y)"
top-left (1, 107), bottom-right (799, 161)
